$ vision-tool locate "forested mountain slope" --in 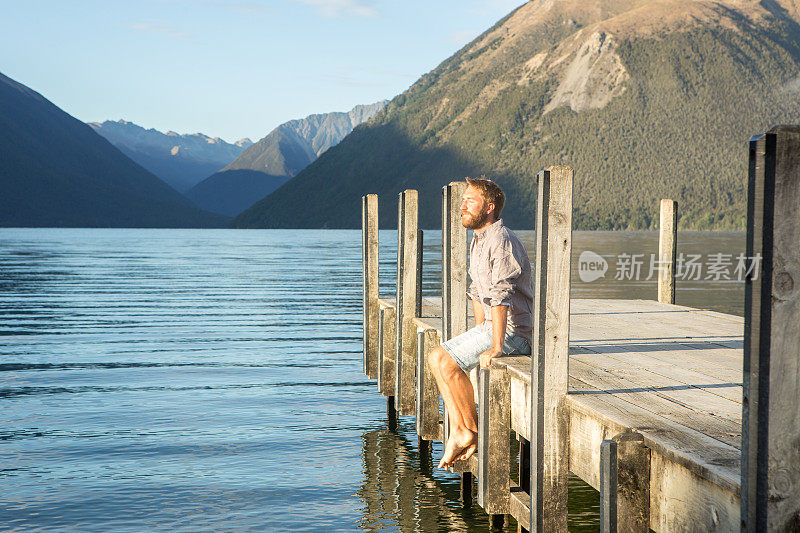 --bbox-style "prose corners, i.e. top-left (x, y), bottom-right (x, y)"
top-left (0, 72), bottom-right (227, 228)
top-left (234, 0), bottom-right (800, 229)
